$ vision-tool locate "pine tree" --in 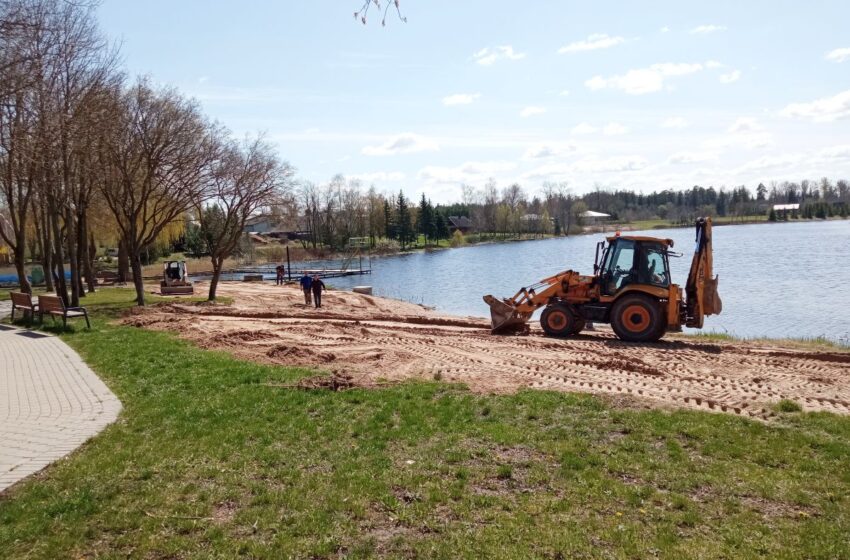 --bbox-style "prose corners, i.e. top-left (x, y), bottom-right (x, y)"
top-left (433, 212), bottom-right (448, 240)
top-left (418, 193), bottom-right (433, 246)
top-left (396, 190), bottom-right (413, 250)
top-left (383, 199), bottom-right (394, 240)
